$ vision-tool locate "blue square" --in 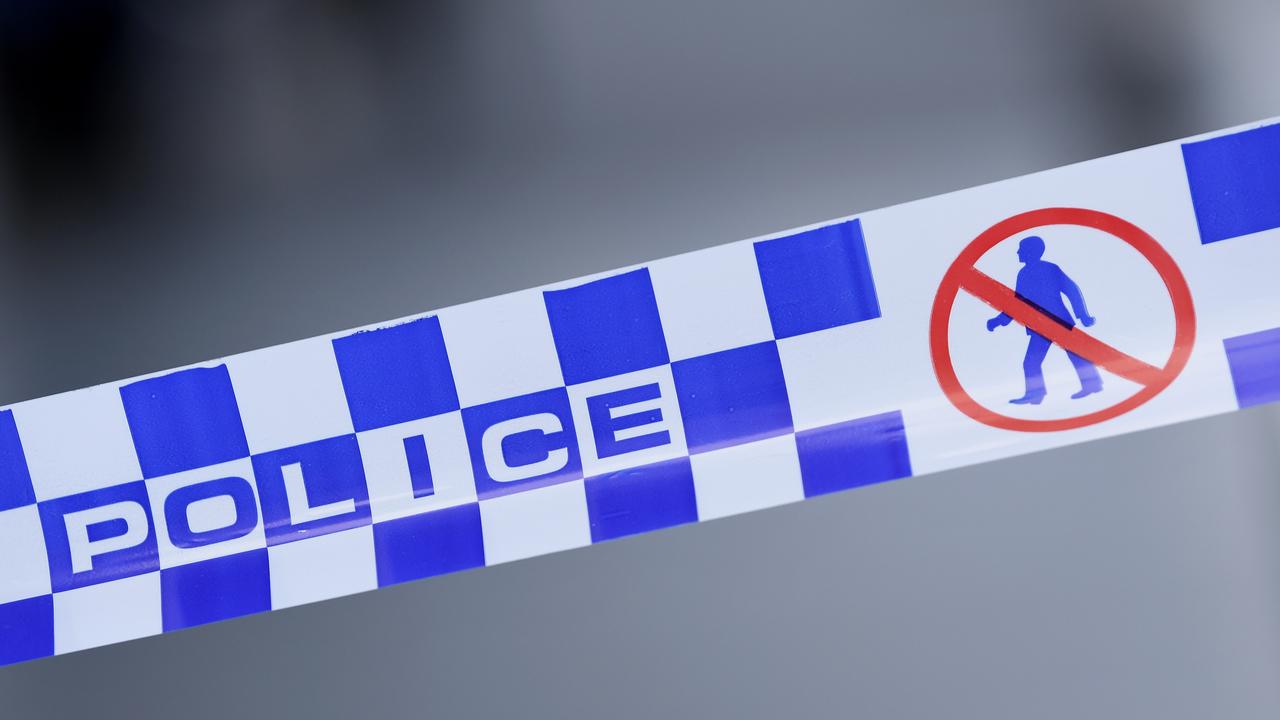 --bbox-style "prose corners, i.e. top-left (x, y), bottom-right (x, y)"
top-left (585, 456), bottom-right (698, 542)
top-left (1224, 326), bottom-right (1280, 408)
top-left (333, 316), bottom-right (460, 432)
top-left (160, 549), bottom-right (271, 631)
top-left (672, 341), bottom-right (792, 454)
top-left (1182, 123), bottom-right (1280, 244)
top-left (0, 595), bottom-right (53, 667)
top-left (373, 503), bottom-right (485, 587)
top-left (252, 435), bottom-right (371, 546)
top-left (754, 219), bottom-right (881, 339)
top-left (39, 480), bottom-right (158, 592)
top-left (544, 268), bottom-right (670, 385)
top-left (120, 365), bottom-right (250, 478)
top-left (463, 388), bottom-right (581, 499)
top-left (0, 409), bottom-right (34, 511)
top-left (796, 411), bottom-right (912, 498)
